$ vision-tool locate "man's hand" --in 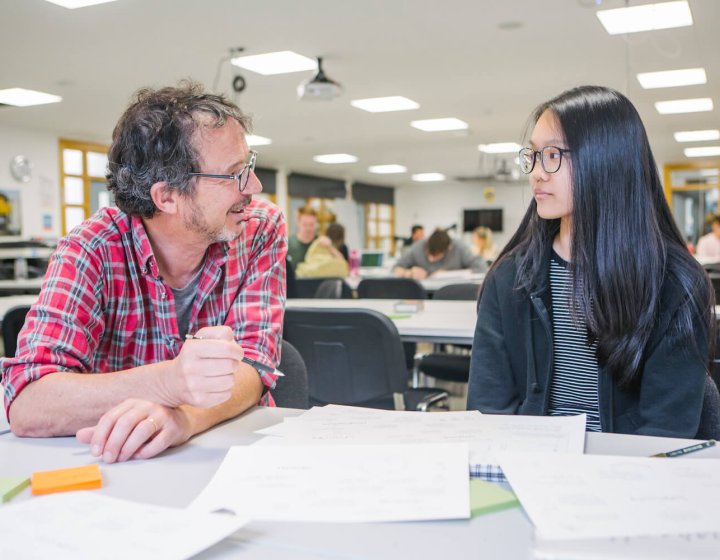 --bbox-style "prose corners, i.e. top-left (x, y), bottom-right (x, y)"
top-left (409, 266), bottom-right (428, 279)
top-left (76, 398), bottom-right (191, 463)
top-left (162, 326), bottom-right (244, 408)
